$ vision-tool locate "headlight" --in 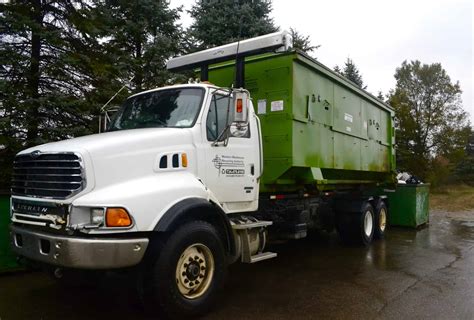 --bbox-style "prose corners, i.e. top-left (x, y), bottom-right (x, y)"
top-left (91, 208), bottom-right (105, 226)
